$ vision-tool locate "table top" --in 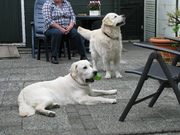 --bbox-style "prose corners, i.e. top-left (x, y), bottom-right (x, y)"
top-left (76, 15), bottom-right (105, 20)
